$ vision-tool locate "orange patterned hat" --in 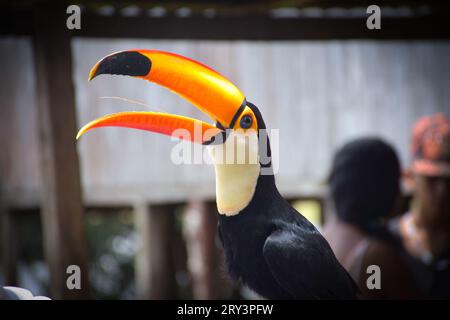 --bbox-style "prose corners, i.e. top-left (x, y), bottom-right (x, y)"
top-left (411, 113), bottom-right (450, 177)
